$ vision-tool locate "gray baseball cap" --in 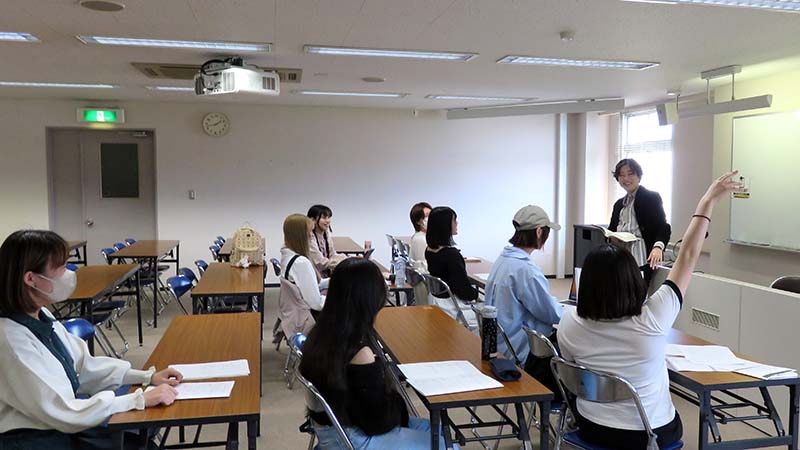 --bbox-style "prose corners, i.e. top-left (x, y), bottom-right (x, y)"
top-left (512, 205), bottom-right (561, 231)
